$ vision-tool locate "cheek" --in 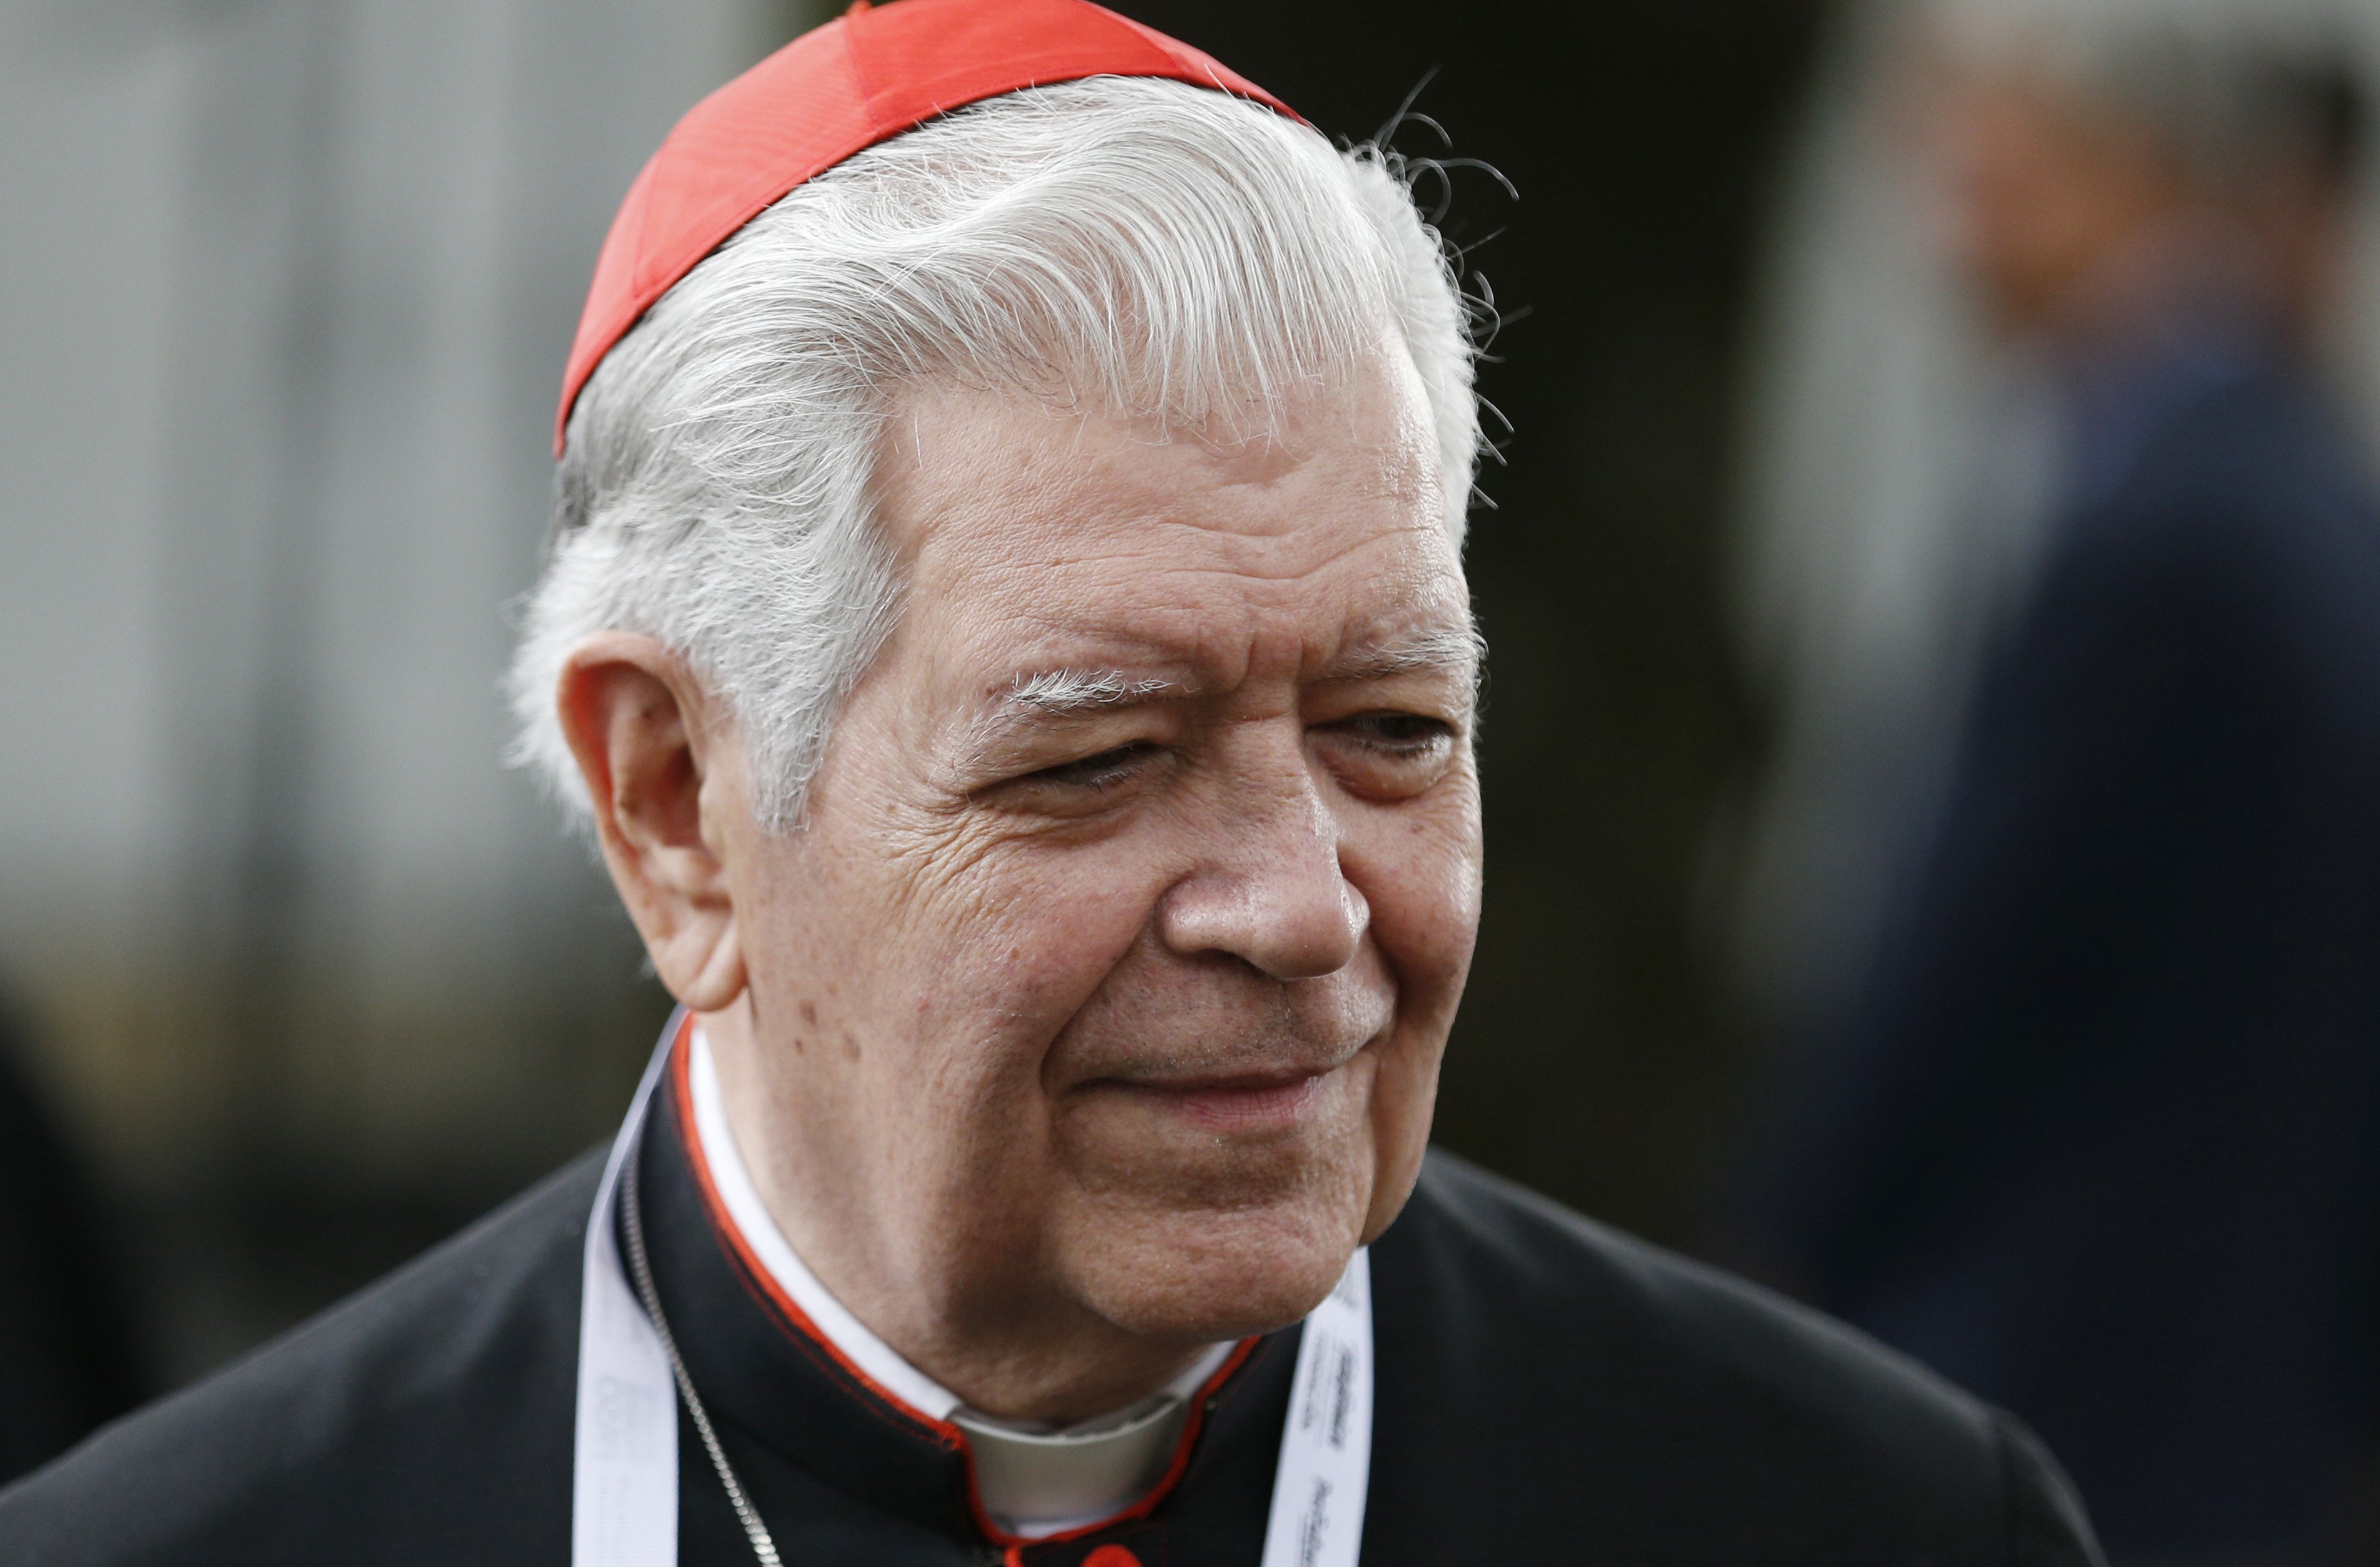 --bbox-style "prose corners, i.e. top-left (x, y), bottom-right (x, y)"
top-left (907, 834), bottom-right (1167, 1068)
top-left (1346, 790), bottom-right (1484, 1014)
top-left (1341, 792), bottom-right (1478, 1197)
